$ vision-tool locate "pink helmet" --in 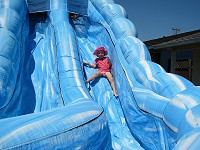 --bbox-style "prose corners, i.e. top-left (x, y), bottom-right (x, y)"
top-left (93, 46), bottom-right (108, 56)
